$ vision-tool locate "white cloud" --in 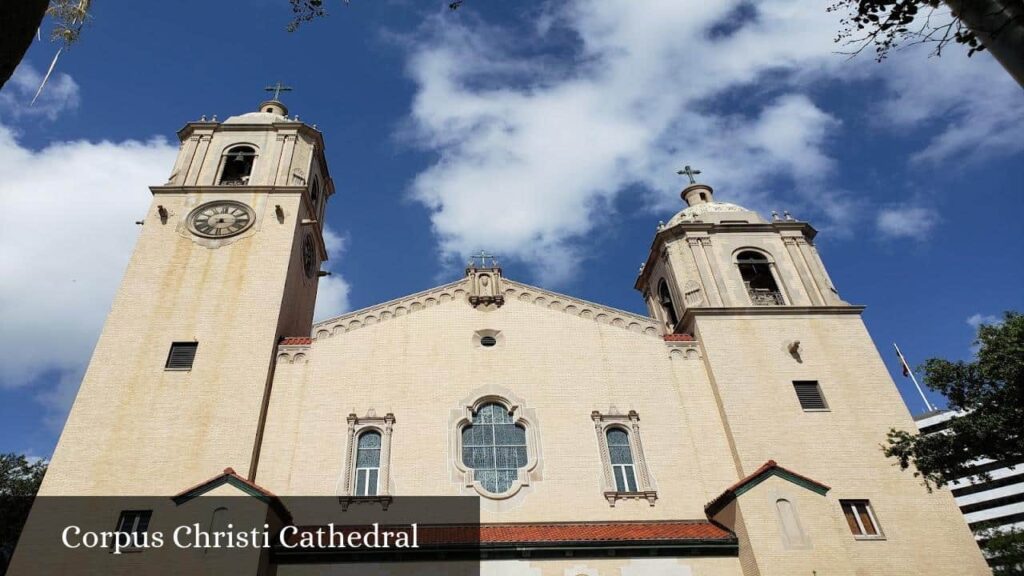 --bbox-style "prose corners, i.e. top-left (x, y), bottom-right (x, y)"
top-left (403, 1), bottom-right (859, 283)
top-left (875, 204), bottom-right (941, 240)
top-left (0, 122), bottom-right (176, 425)
top-left (876, 42), bottom-right (1024, 164)
top-left (400, 1), bottom-right (1016, 282)
top-left (315, 226), bottom-right (352, 320)
top-left (966, 313), bottom-right (1000, 330)
top-left (0, 62), bottom-right (80, 121)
